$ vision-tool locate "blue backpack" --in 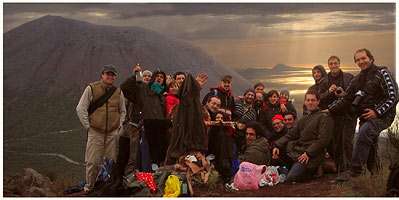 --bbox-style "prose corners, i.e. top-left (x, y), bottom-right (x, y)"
top-left (96, 158), bottom-right (116, 183)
